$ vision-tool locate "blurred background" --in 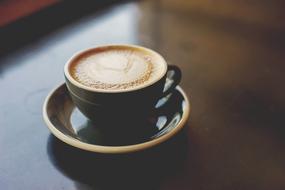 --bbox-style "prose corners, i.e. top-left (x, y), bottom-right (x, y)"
top-left (1, 0), bottom-right (285, 190)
